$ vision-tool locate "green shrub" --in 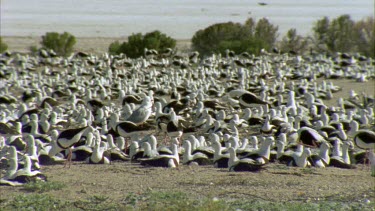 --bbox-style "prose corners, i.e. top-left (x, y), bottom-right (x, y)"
top-left (192, 22), bottom-right (251, 56)
top-left (279, 28), bottom-right (309, 54)
top-left (41, 31), bottom-right (76, 57)
top-left (119, 33), bottom-right (145, 58)
top-left (312, 15), bottom-right (374, 57)
top-left (353, 16), bottom-right (374, 58)
top-left (192, 17), bottom-right (278, 57)
top-left (254, 18), bottom-right (279, 48)
top-left (29, 45), bottom-right (39, 54)
top-left (108, 40), bottom-right (122, 55)
top-left (0, 37), bottom-right (8, 53)
top-left (109, 30), bottom-right (176, 58)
